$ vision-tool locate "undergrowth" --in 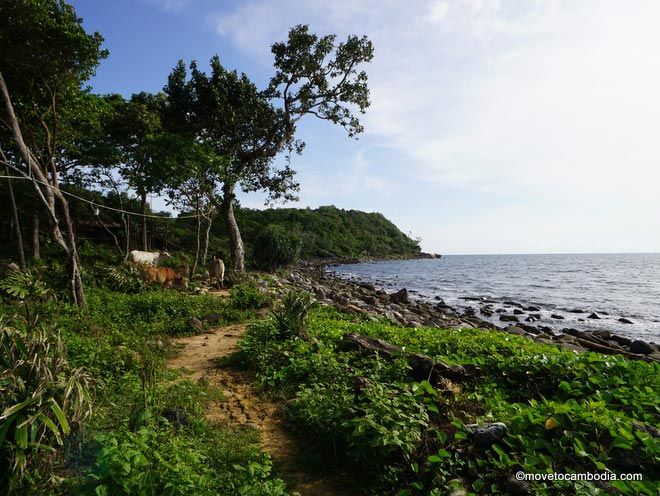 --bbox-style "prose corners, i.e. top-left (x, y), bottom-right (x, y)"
top-left (239, 306), bottom-right (660, 495)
